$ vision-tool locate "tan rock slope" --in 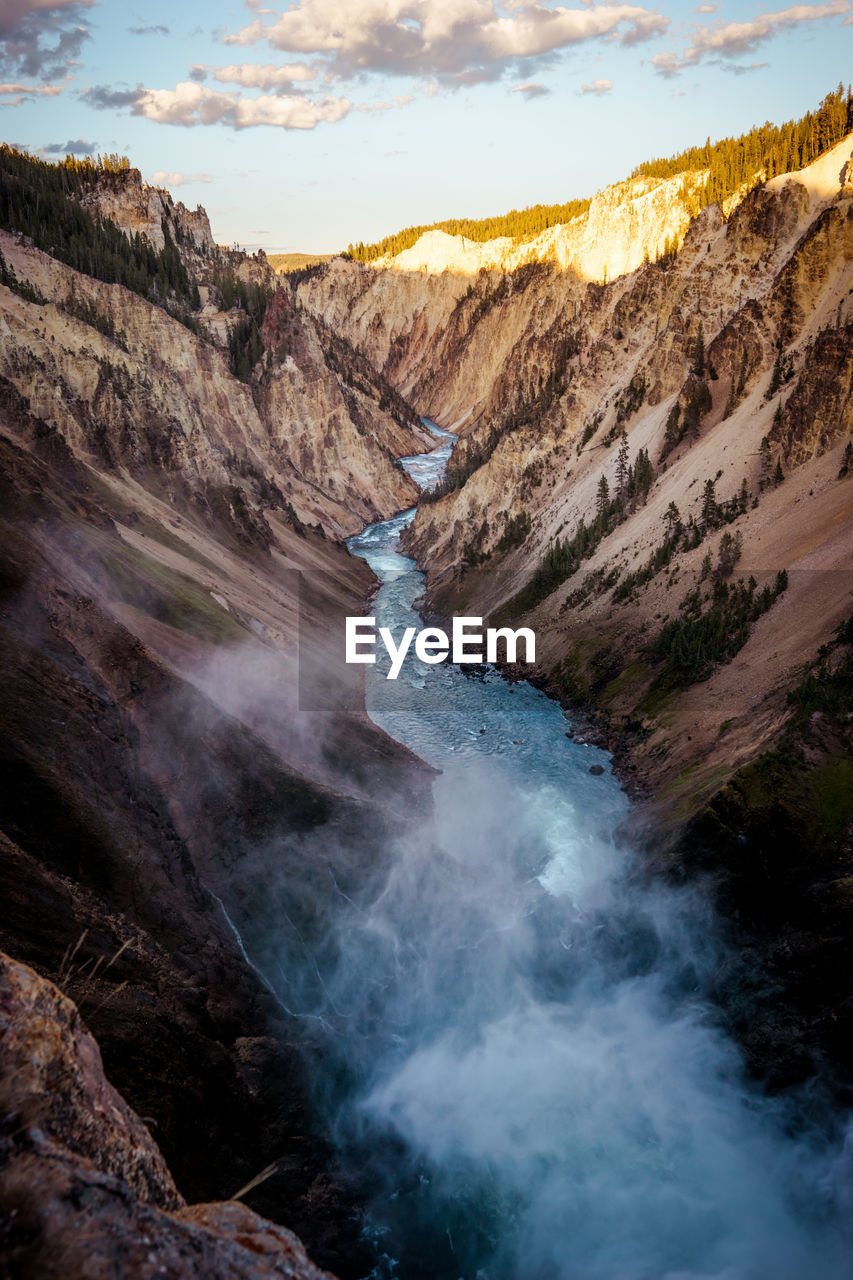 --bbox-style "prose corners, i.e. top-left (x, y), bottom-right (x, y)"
top-left (0, 224), bottom-right (428, 539)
